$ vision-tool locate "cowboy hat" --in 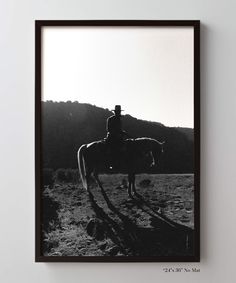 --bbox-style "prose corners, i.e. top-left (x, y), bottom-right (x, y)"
top-left (112, 105), bottom-right (124, 112)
